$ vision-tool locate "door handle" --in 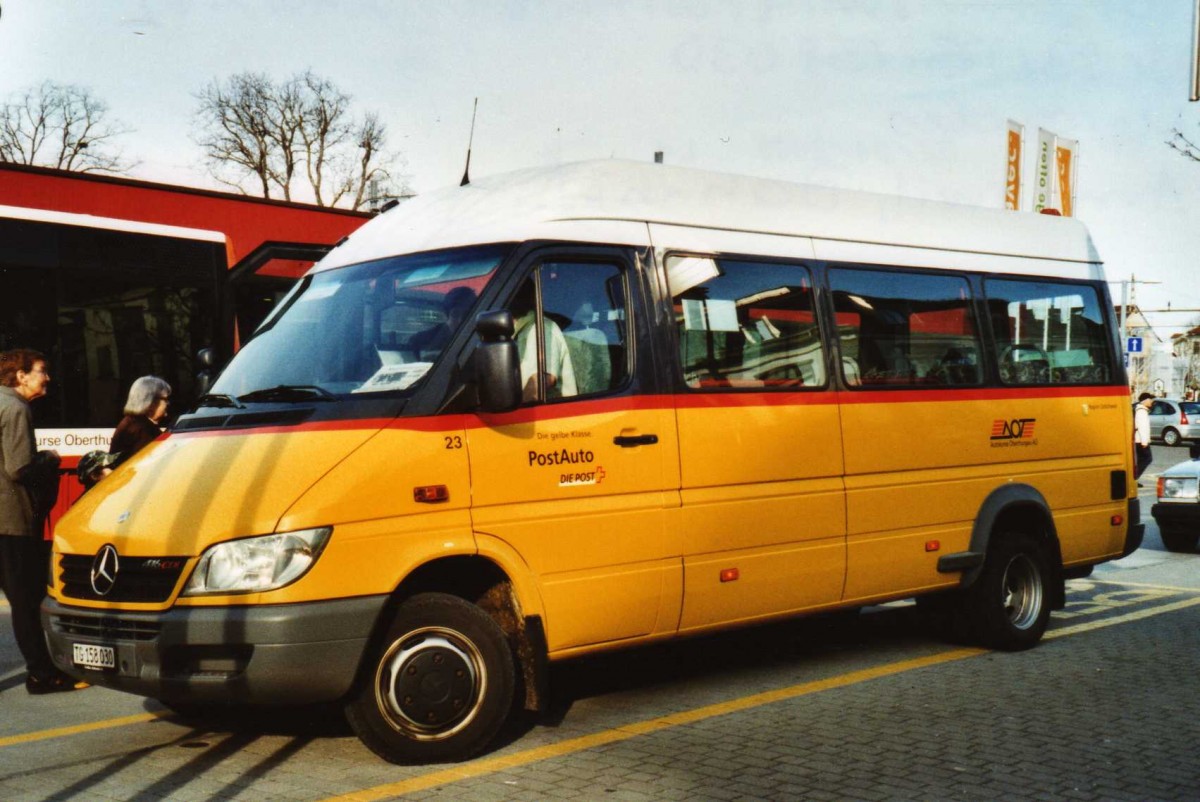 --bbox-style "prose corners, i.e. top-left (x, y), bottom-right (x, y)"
top-left (613, 434), bottom-right (658, 447)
